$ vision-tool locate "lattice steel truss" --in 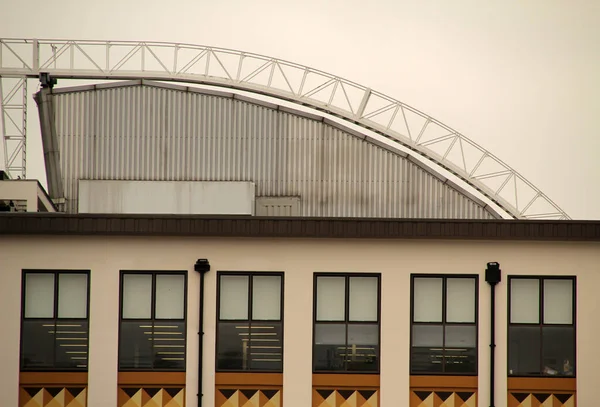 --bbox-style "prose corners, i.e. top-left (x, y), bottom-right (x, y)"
top-left (0, 38), bottom-right (569, 219)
